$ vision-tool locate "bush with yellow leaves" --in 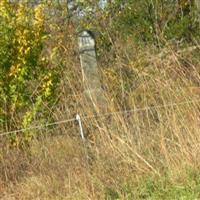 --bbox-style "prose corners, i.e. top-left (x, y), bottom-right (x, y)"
top-left (0, 1), bottom-right (56, 147)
